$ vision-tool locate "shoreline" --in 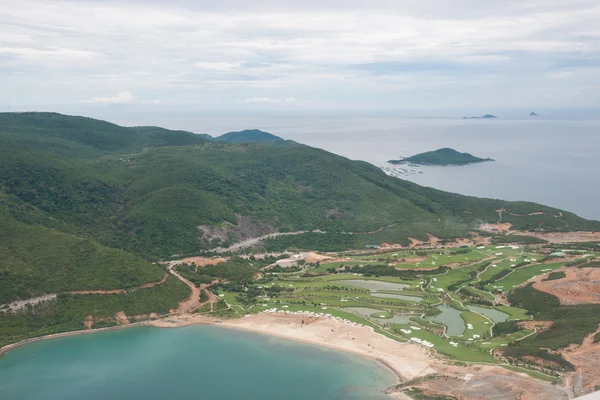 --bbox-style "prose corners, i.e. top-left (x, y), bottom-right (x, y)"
top-left (0, 321), bottom-right (151, 356)
top-left (0, 312), bottom-right (432, 397)
top-left (0, 312), bottom-right (570, 399)
top-left (218, 318), bottom-right (406, 383)
top-left (217, 313), bottom-right (436, 385)
top-left (0, 313), bottom-right (219, 356)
